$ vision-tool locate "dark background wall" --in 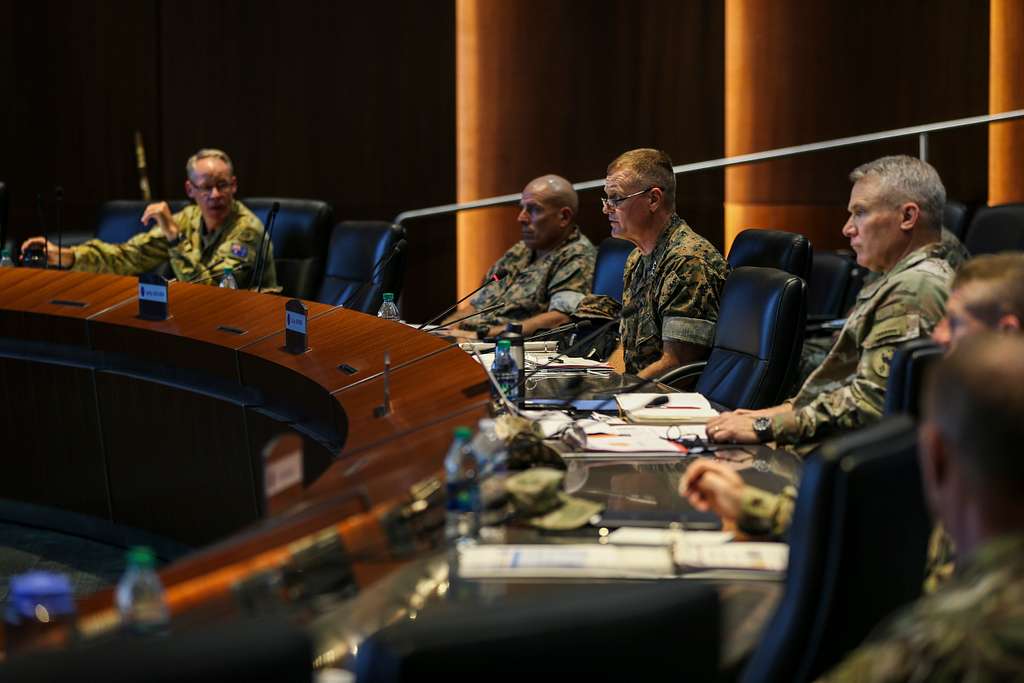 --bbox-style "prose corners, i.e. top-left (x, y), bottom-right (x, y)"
top-left (0, 0), bottom-right (995, 319)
